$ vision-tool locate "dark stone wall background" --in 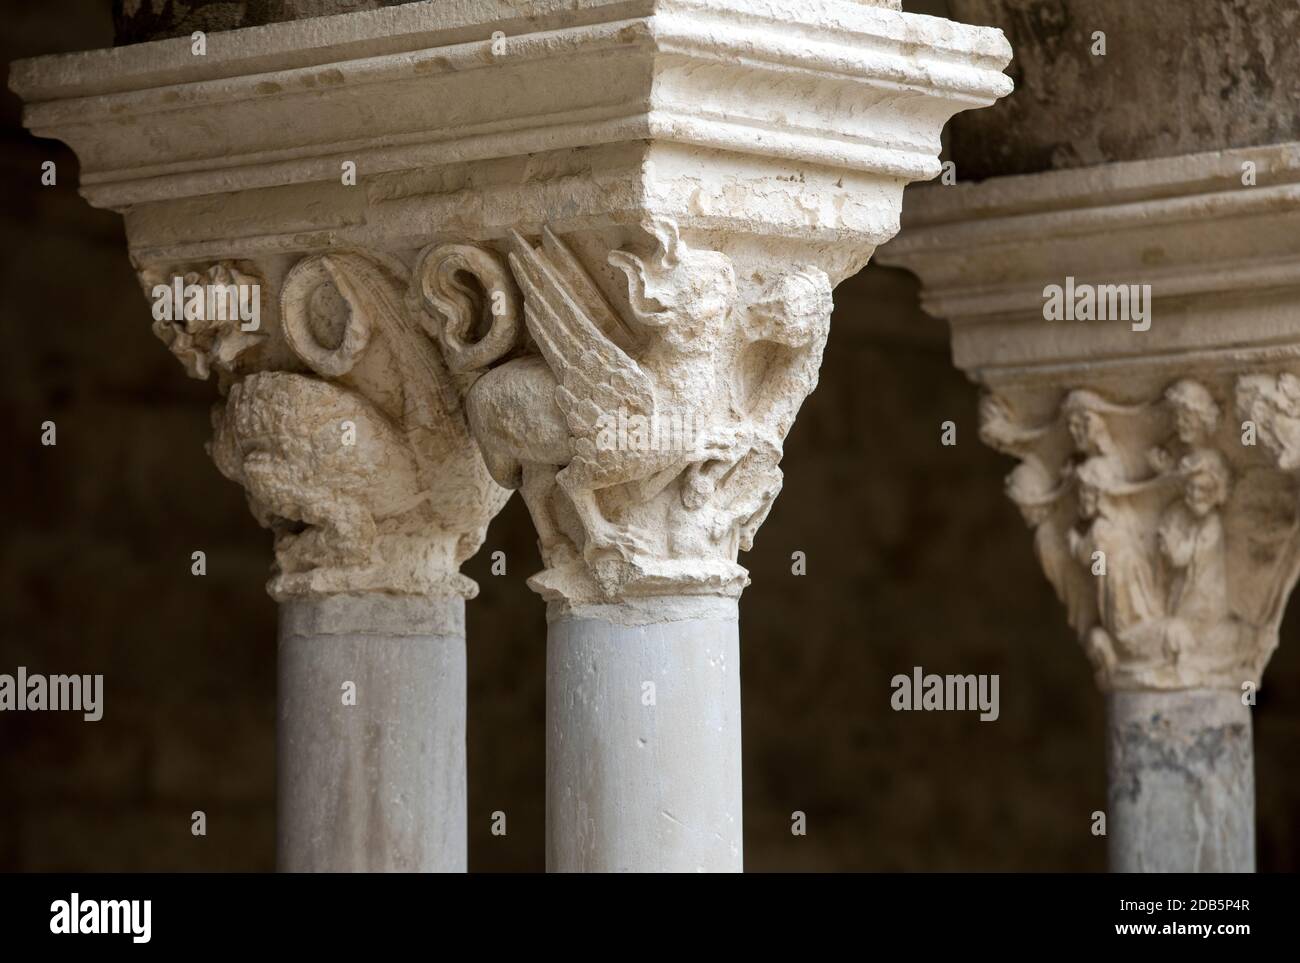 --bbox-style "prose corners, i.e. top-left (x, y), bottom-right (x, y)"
top-left (113, 0), bottom-right (416, 45)
top-left (2, 0), bottom-right (1297, 872)
top-left (946, 0), bottom-right (1300, 179)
